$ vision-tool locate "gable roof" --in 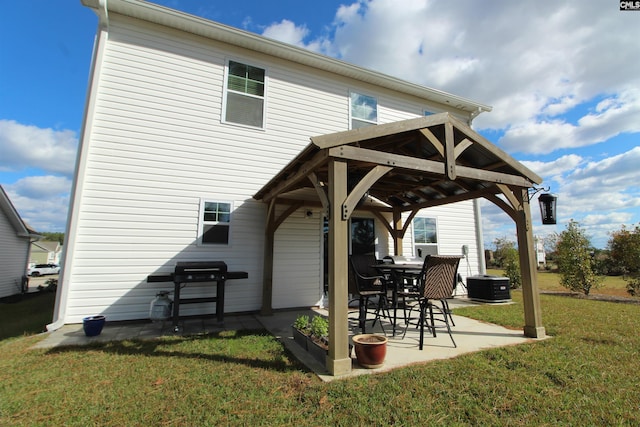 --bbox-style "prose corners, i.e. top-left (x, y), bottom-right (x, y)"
top-left (254, 113), bottom-right (541, 213)
top-left (0, 185), bottom-right (39, 238)
top-left (81, 0), bottom-right (491, 116)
